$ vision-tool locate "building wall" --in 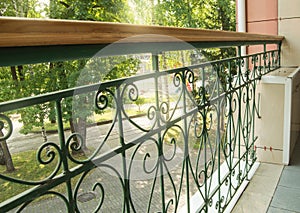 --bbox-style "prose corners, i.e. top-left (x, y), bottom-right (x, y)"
top-left (245, 0), bottom-right (278, 53)
top-left (278, 0), bottom-right (300, 66)
top-left (237, 0), bottom-right (300, 164)
top-left (242, 0), bottom-right (300, 66)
